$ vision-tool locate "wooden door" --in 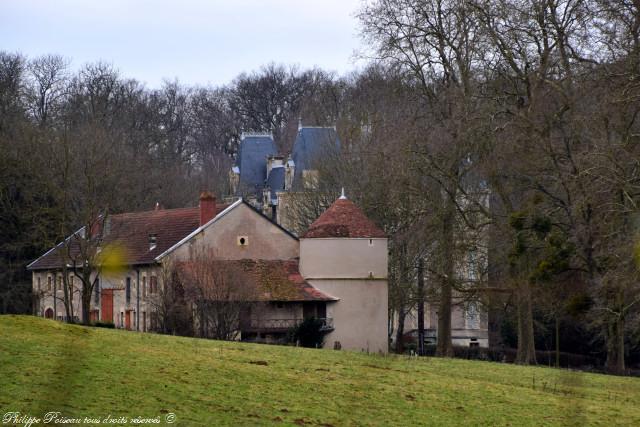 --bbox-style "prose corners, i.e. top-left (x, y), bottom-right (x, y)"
top-left (44, 308), bottom-right (54, 319)
top-left (101, 289), bottom-right (114, 322)
top-left (125, 310), bottom-right (131, 330)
